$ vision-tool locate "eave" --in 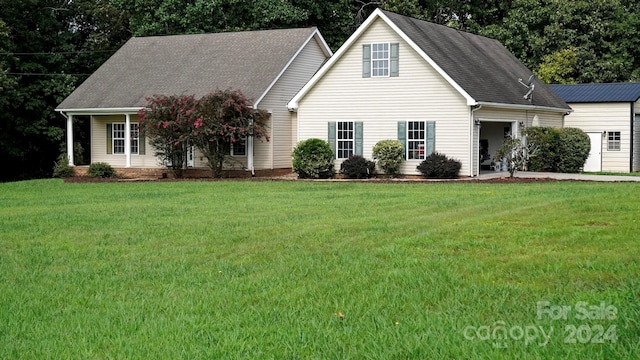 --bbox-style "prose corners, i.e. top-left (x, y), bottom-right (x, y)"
top-left (56, 107), bottom-right (143, 115)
